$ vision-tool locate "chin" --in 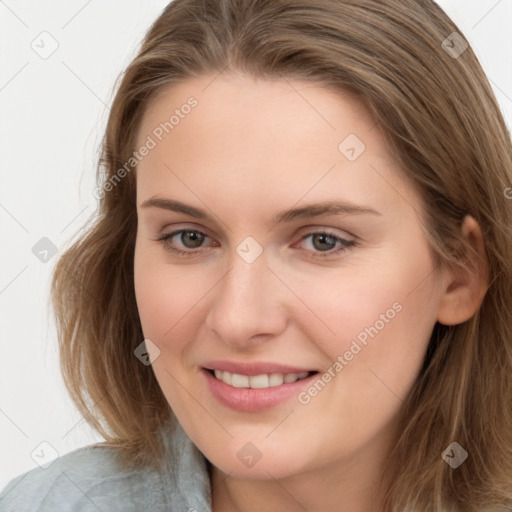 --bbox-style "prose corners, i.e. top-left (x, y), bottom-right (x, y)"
top-left (205, 441), bottom-right (310, 481)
